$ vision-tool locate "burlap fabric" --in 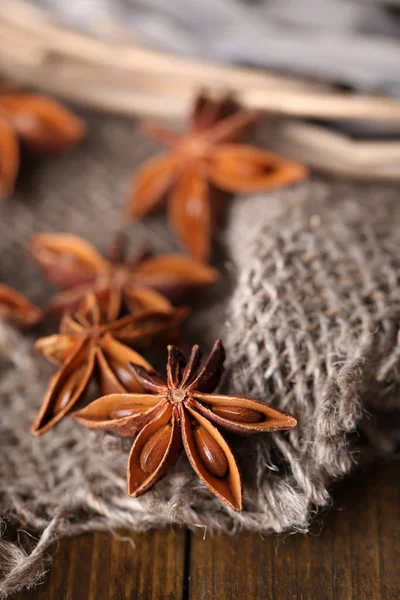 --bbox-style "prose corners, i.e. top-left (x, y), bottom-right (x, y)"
top-left (1, 112), bottom-right (400, 597)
